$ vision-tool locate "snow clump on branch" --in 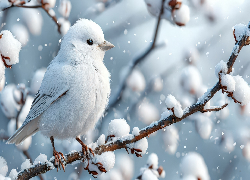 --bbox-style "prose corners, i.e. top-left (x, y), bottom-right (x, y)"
top-left (165, 94), bottom-right (183, 118)
top-left (144, 0), bottom-right (190, 26)
top-left (0, 30), bottom-right (21, 80)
